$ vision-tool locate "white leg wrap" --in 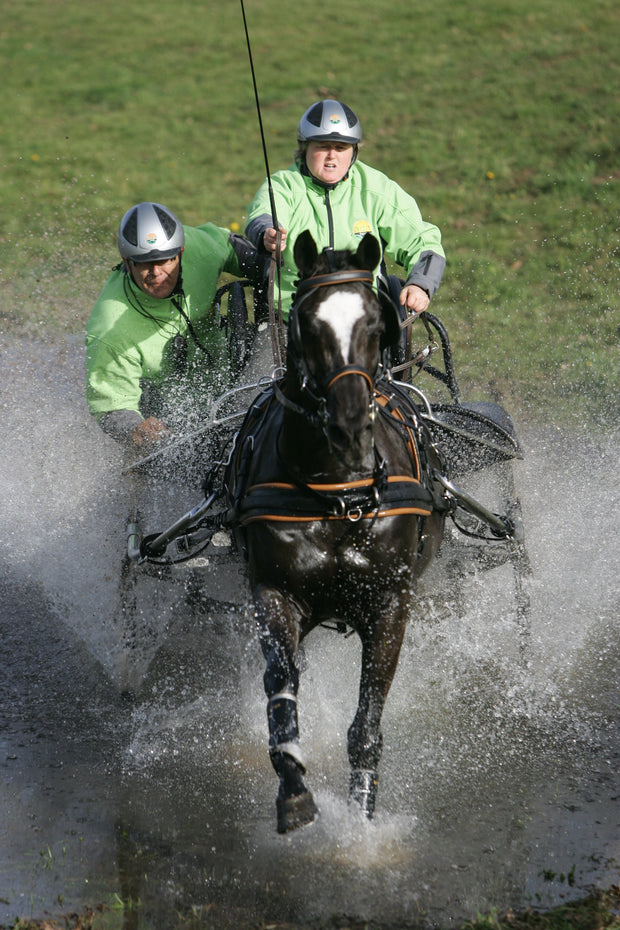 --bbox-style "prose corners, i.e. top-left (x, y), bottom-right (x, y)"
top-left (271, 740), bottom-right (306, 770)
